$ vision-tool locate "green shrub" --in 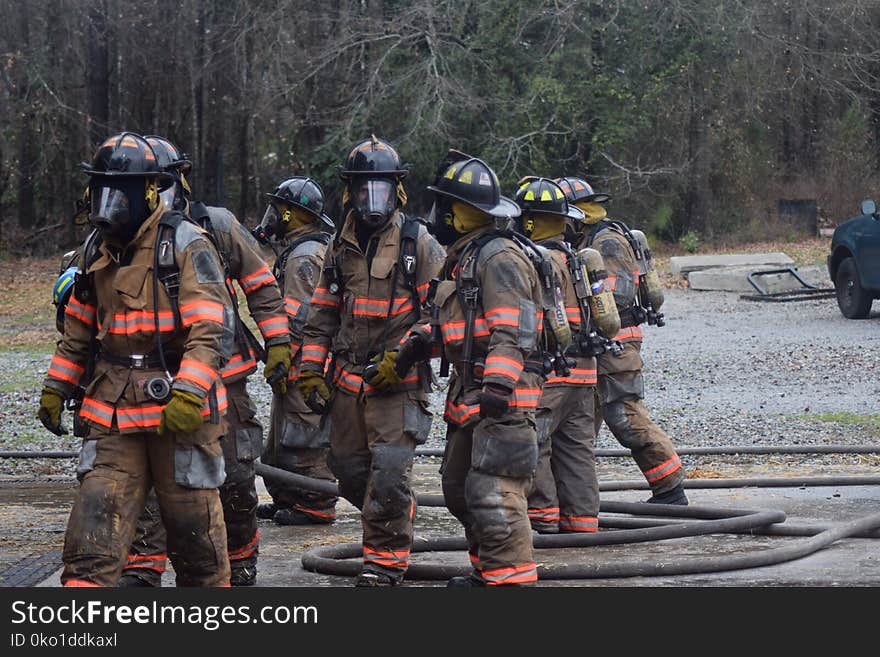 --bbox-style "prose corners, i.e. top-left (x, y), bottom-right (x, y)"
top-left (679, 230), bottom-right (700, 253)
